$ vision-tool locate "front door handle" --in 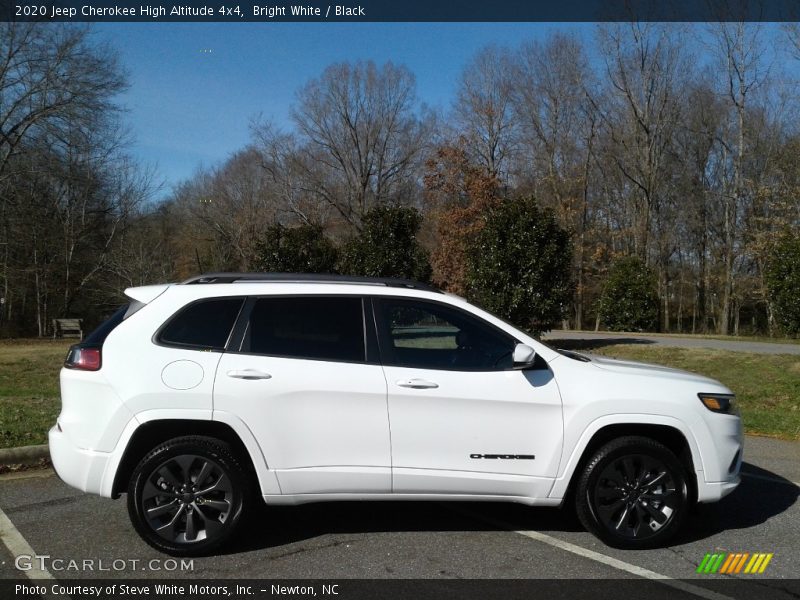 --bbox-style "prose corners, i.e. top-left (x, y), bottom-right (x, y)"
top-left (396, 378), bottom-right (439, 389)
top-left (227, 369), bottom-right (272, 380)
